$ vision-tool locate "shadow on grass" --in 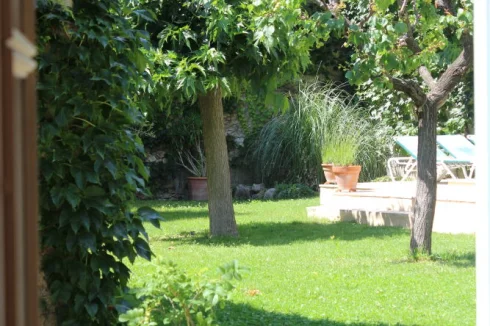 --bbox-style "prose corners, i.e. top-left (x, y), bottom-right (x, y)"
top-left (432, 251), bottom-right (475, 268)
top-left (216, 302), bottom-right (415, 326)
top-left (157, 209), bottom-right (208, 221)
top-left (392, 251), bottom-right (475, 269)
top-left (134, 200), bottom-right (209, 221)
top-left (154, 221), bottom-right (409, 247)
